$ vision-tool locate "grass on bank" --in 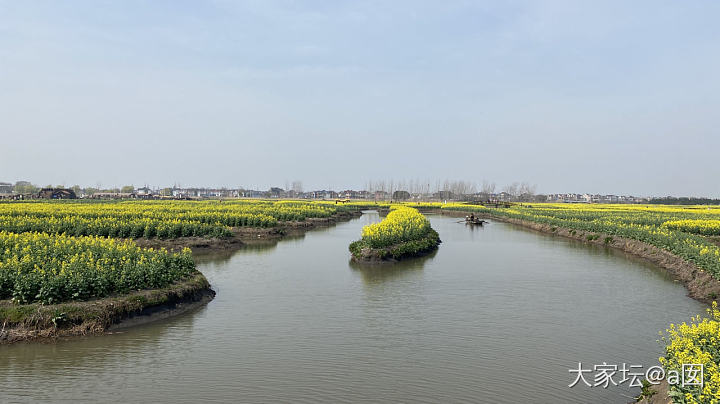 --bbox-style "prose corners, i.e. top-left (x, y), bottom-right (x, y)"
top-left (349, 206), bottom-right (440, 261)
